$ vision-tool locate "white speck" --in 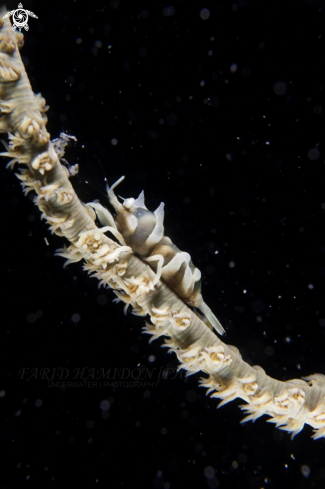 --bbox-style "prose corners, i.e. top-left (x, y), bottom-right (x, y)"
top-left (200, 8), bottom-right (210, 20)
top-left (230, 63), bottom-right (238, 73)
top-left (308, 147), bottom-right (320, 160)
top-left (71, 313), bottom-right (81, 323)
top-left (100, 400), bottom-right (110, 411)
top-left (273, 81), bottom-right (287, 96)
top-left (301, 465), bottom-right (311, 478)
